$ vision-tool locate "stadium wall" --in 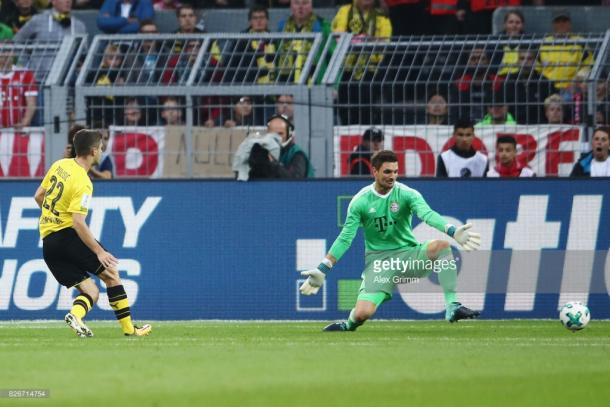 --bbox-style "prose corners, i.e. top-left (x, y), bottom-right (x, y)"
top-left (1, 180), bottom-right (609, 320)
